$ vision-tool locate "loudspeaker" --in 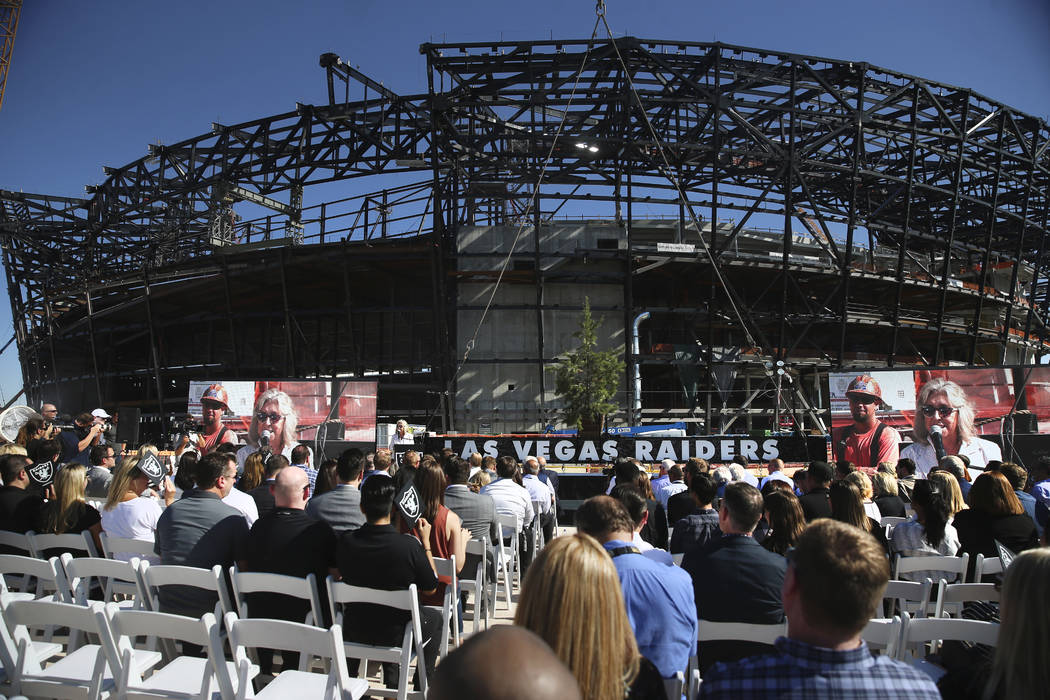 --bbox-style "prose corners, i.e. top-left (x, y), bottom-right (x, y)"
top-left (116, 407), bottom-right (141, 446)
